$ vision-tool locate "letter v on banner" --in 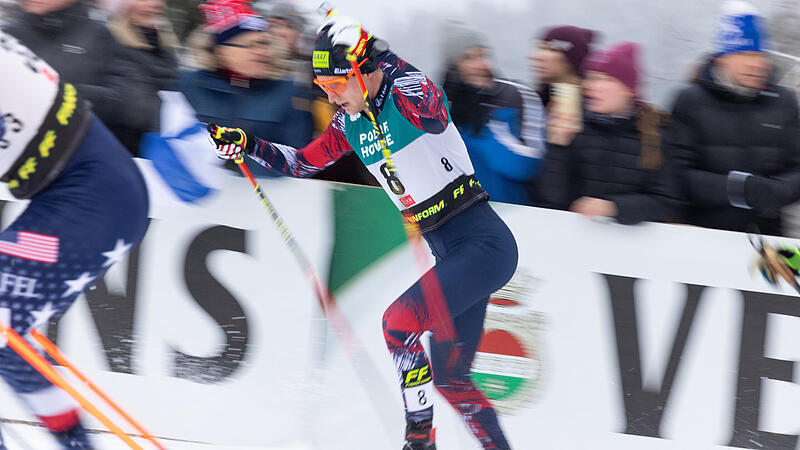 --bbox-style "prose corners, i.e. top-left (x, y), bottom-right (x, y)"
top-left (603, 274), bottom-right (705, 438)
